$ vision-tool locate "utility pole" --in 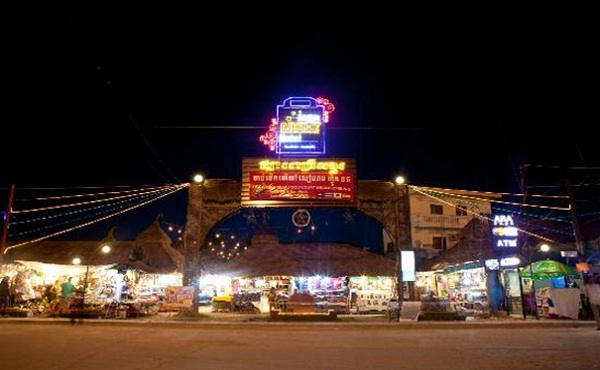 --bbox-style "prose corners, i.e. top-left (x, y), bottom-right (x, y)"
top-left (518, 164), bottom-right (535, 319)
top-left (0, 184), bottom-right (16, 264)
top-left (565, 180), bottom-right (585, 262)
